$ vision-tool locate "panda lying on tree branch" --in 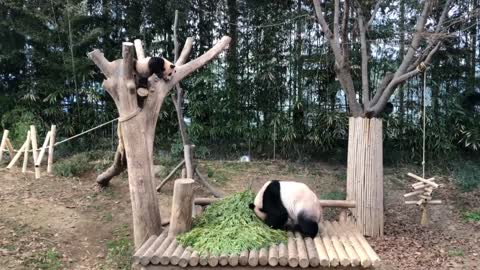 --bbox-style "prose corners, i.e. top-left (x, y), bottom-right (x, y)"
top-left (249, 180), bottom-right (323, 237)
top-left (134, 56), bottom-right (176, 88)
